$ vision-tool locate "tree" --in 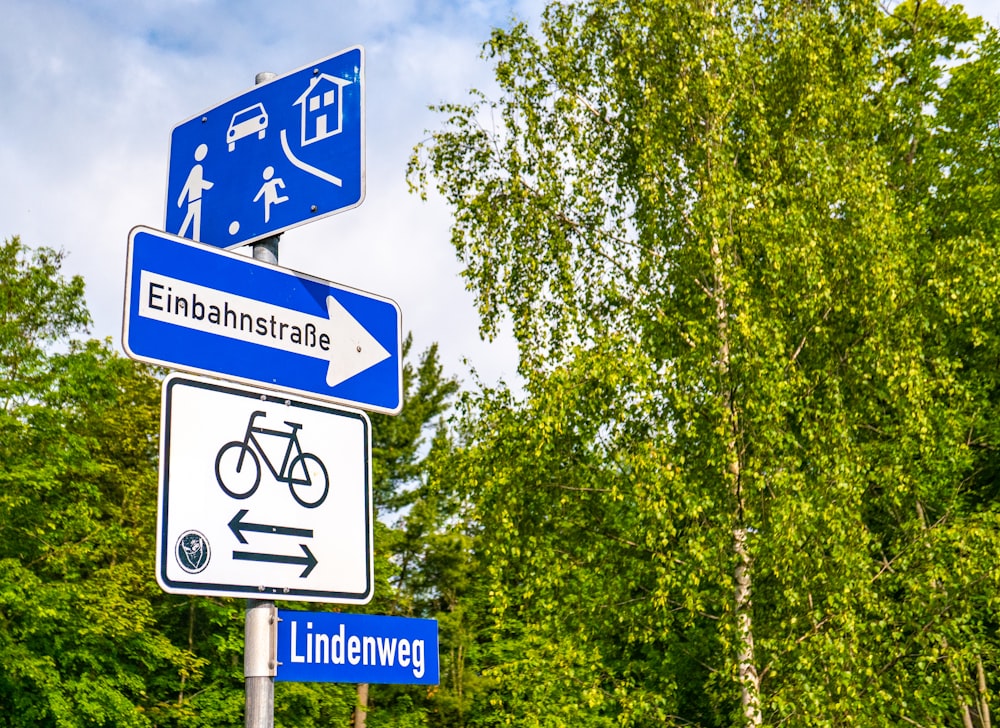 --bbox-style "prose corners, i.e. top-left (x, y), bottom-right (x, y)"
top-left (0, 236), bottom-right (472, 727)
top-left (0, 237), bottom-right (199, 727)
top-left (0, 236), bottom-right (89, 407)
top-left (382, 421), bottom-right (495, 728)
top-left (345, 338), bottom-right (494, 728)
top-left (371, 335), bottom-right (461, 516)
top-left (411, 1), bottom-right (1000, 724)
